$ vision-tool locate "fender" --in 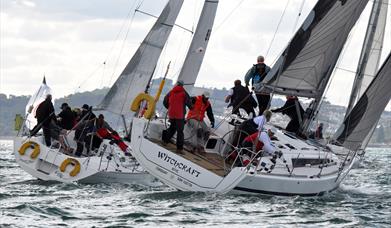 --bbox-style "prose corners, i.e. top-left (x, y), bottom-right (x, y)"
top-left (131, 93), bottom-right (156, 120)
top-left (59, 158), bottom-right (81, 177)
top-left (18, 141), bottom-right (40, 159)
